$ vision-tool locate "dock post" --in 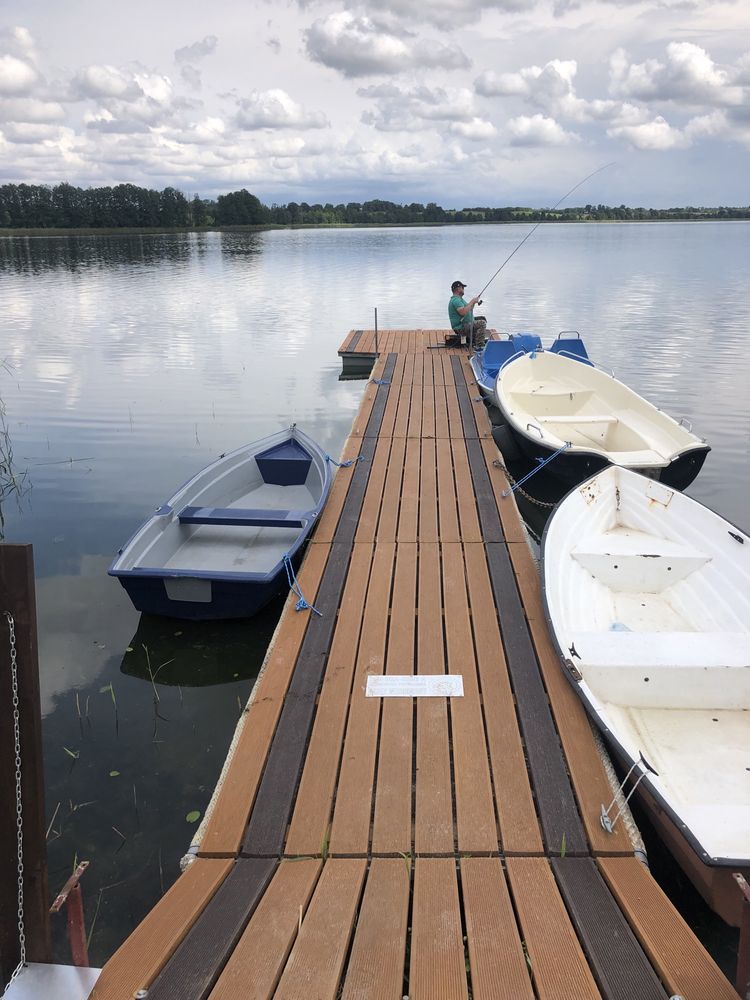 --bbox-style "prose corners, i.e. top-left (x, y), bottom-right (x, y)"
top-left (0, 543), bottom-right (52, 984)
